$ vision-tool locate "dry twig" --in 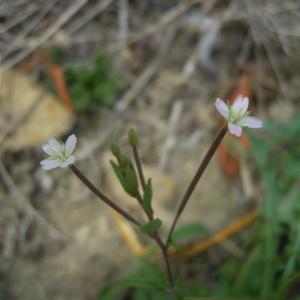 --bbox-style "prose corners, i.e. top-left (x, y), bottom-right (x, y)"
top-left (1, 0), bottom-right (89, 71)
top-left (0, 160), bottom-right (66, 241)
